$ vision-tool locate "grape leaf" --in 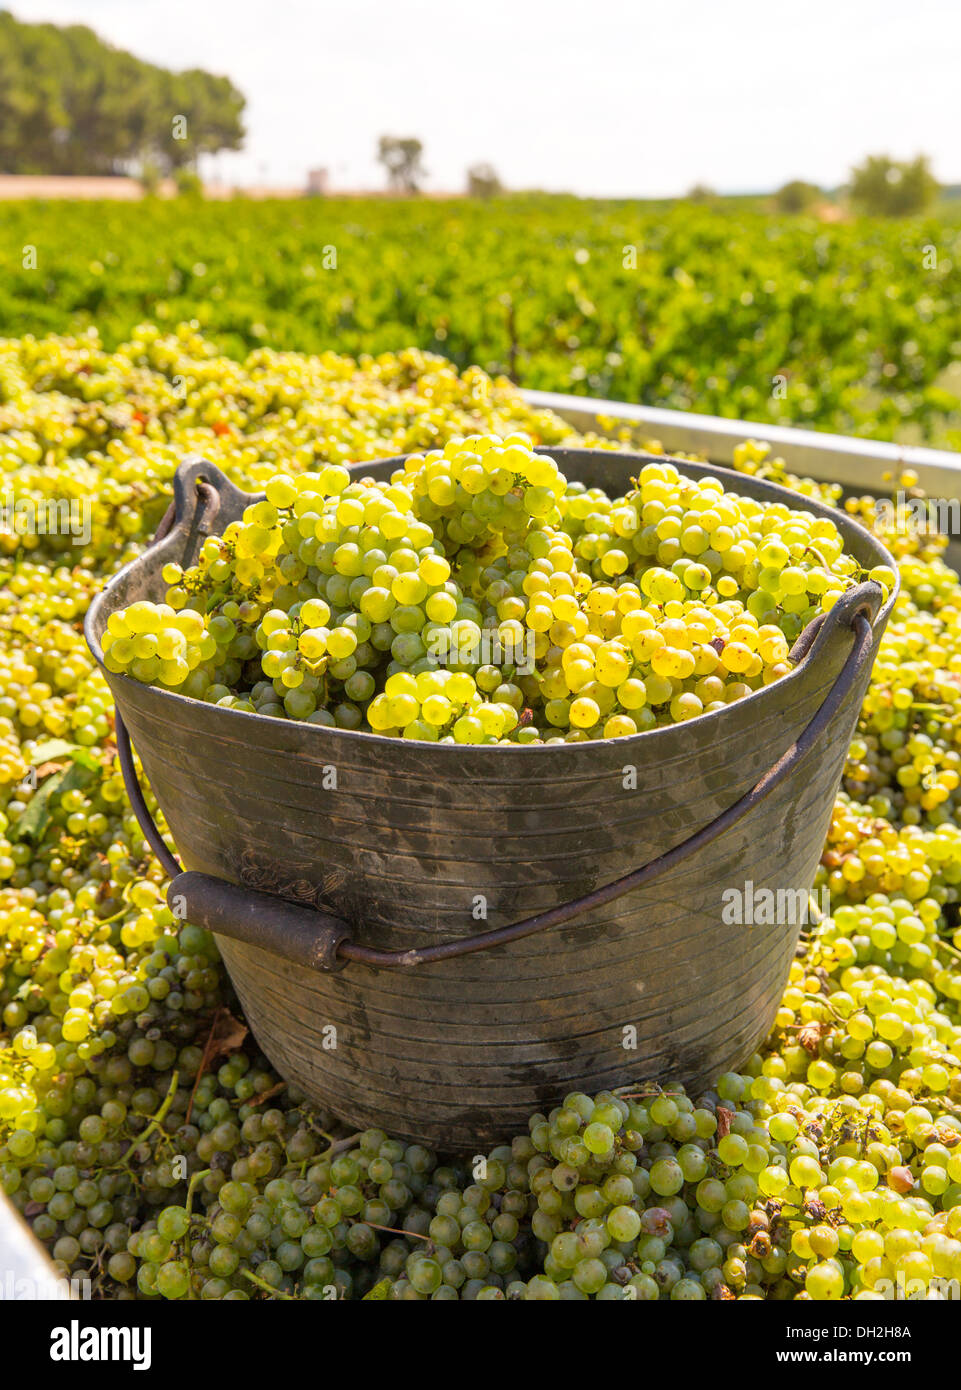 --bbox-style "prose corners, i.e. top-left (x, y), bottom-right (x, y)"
top-left (10, 761), bottom-right (99, 843)
top-left (28, 739), bottom-right (102, 771)
top-left (28, 738), bottom-right (81, 763)
top-left (363, 1279), bottom-right (392, 1300)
